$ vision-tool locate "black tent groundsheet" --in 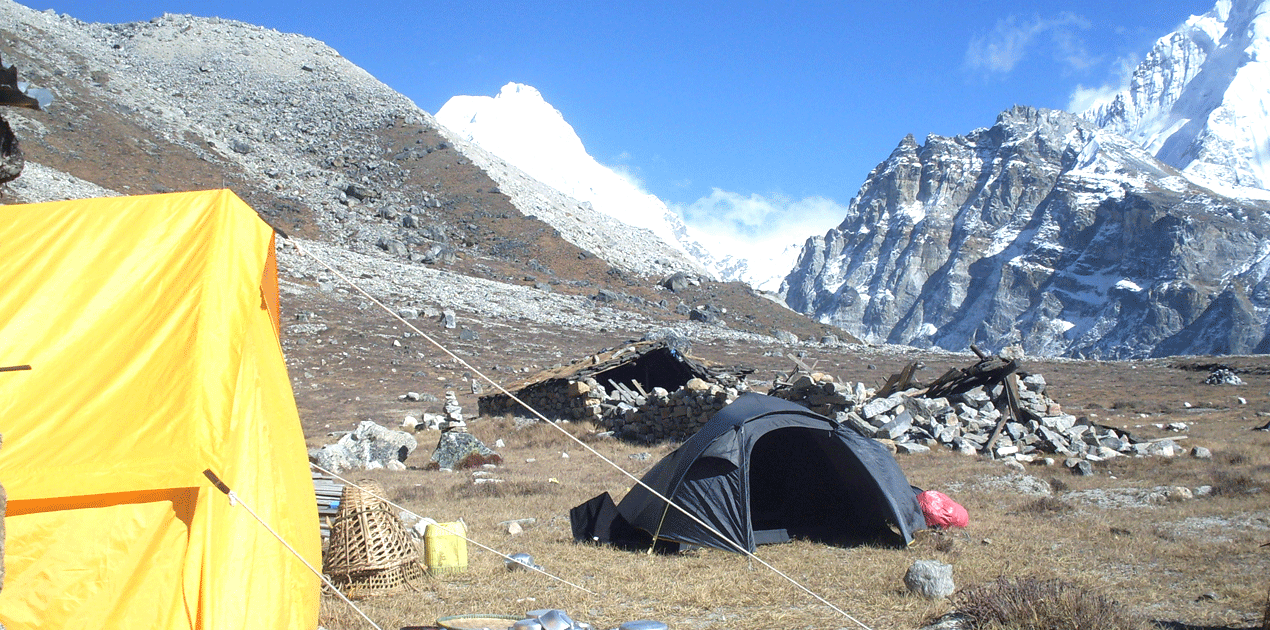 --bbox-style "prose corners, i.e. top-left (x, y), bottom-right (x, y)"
top-left (572, 393), bottom-right (926, 553)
